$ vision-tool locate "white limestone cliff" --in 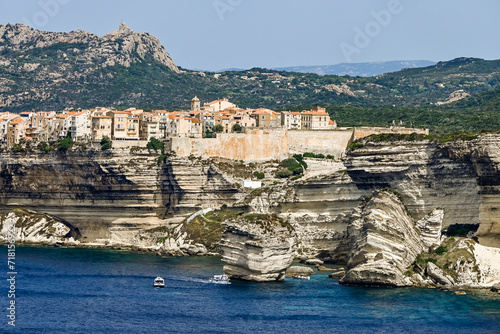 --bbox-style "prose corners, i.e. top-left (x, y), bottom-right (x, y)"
top-left (340, 190), bottom-right (428, 286)
top-left (0, 209), bottom-right (80, 245)
top-left (220, 214), bottom-right (296, 282)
